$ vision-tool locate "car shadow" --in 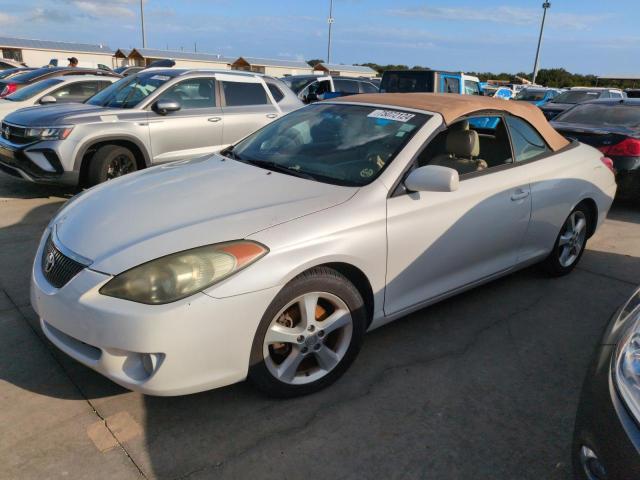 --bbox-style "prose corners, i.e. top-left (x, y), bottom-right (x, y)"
top-left (1, 184), bottom-right (639, 479)
top-left (0, 175), bottom-right (77, 200)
